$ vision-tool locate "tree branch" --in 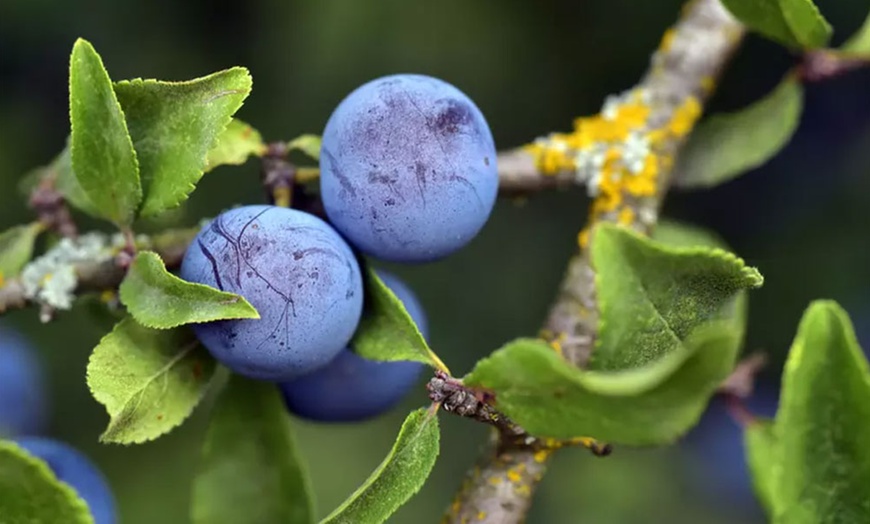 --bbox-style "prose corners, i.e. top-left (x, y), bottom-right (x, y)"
top-left (444, 1), bottom-right (745, 522)
top-left (0, 227), bottom-right (196, 316)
